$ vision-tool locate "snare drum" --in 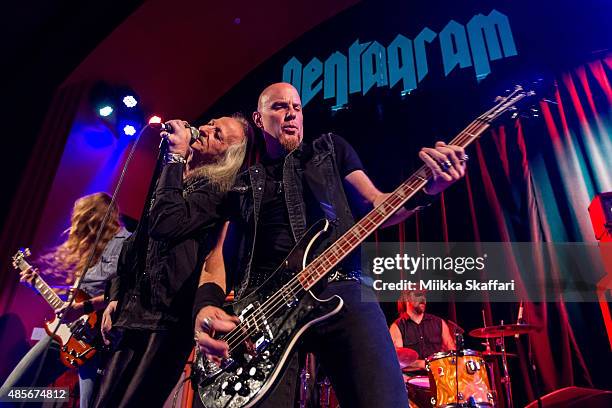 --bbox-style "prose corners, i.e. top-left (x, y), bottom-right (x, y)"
top-left (405, 376), bottom-right (433, 408)
top-left (426, 349), bottom-right (495, 407)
